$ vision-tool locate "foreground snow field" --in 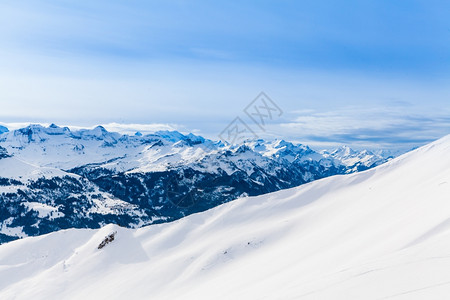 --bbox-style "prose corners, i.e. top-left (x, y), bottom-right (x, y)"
top-left (1, 135), bottom-right (450, 299)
